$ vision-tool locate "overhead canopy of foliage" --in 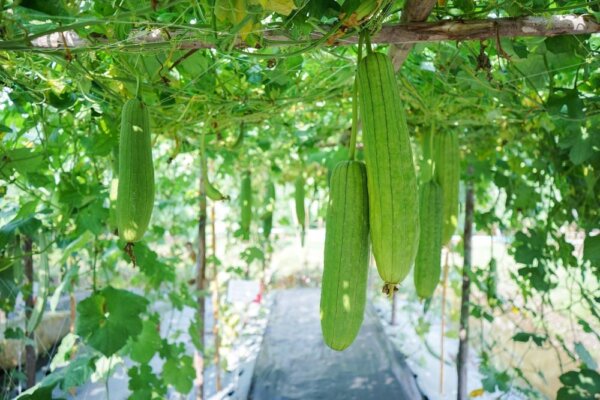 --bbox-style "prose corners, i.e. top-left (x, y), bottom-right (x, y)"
top-left (0, 0), bottom-right (598, 399)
